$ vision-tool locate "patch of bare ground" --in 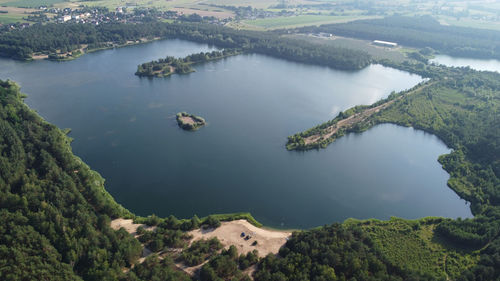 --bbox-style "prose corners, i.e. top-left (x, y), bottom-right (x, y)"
top-left (112, 218), bottom-right (291, 278)
top-left (175, 220), bottom-right (291, 277)
top-left (31, 53), bottom-right (48, 60)
top-left (111, 218), bottom-right (156, 237)
top-left (188, 219), bottom-right (292, 258)
top-left (179, 116), bottom-right (196, 125)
